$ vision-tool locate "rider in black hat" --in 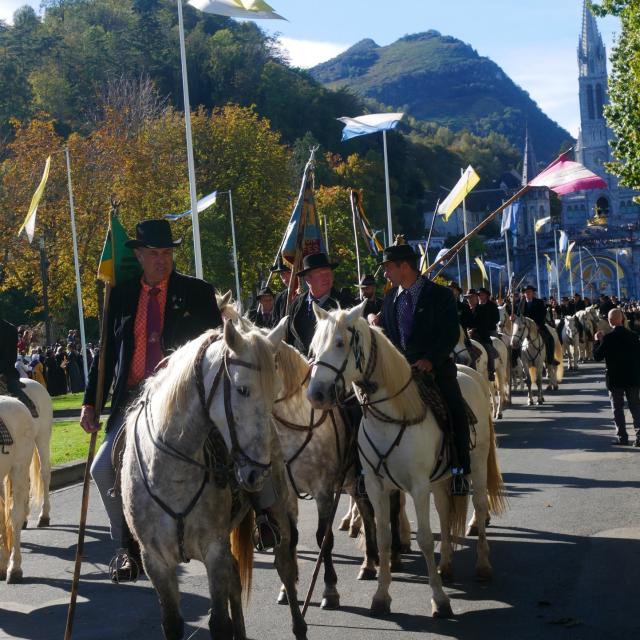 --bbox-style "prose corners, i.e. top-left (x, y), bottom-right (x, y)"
top-left (378, 245), bottom-right (471, 494)
top-left (513, 284), bottom-right (559, 366)
top-left (249, 286), bottom-right (277, 328)
top-left (357, 274), bottom-right (383, 320)
top-left (270, 256), bottom-right (295, 324)
top-left (464, 288), bottom-right (499, 381)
